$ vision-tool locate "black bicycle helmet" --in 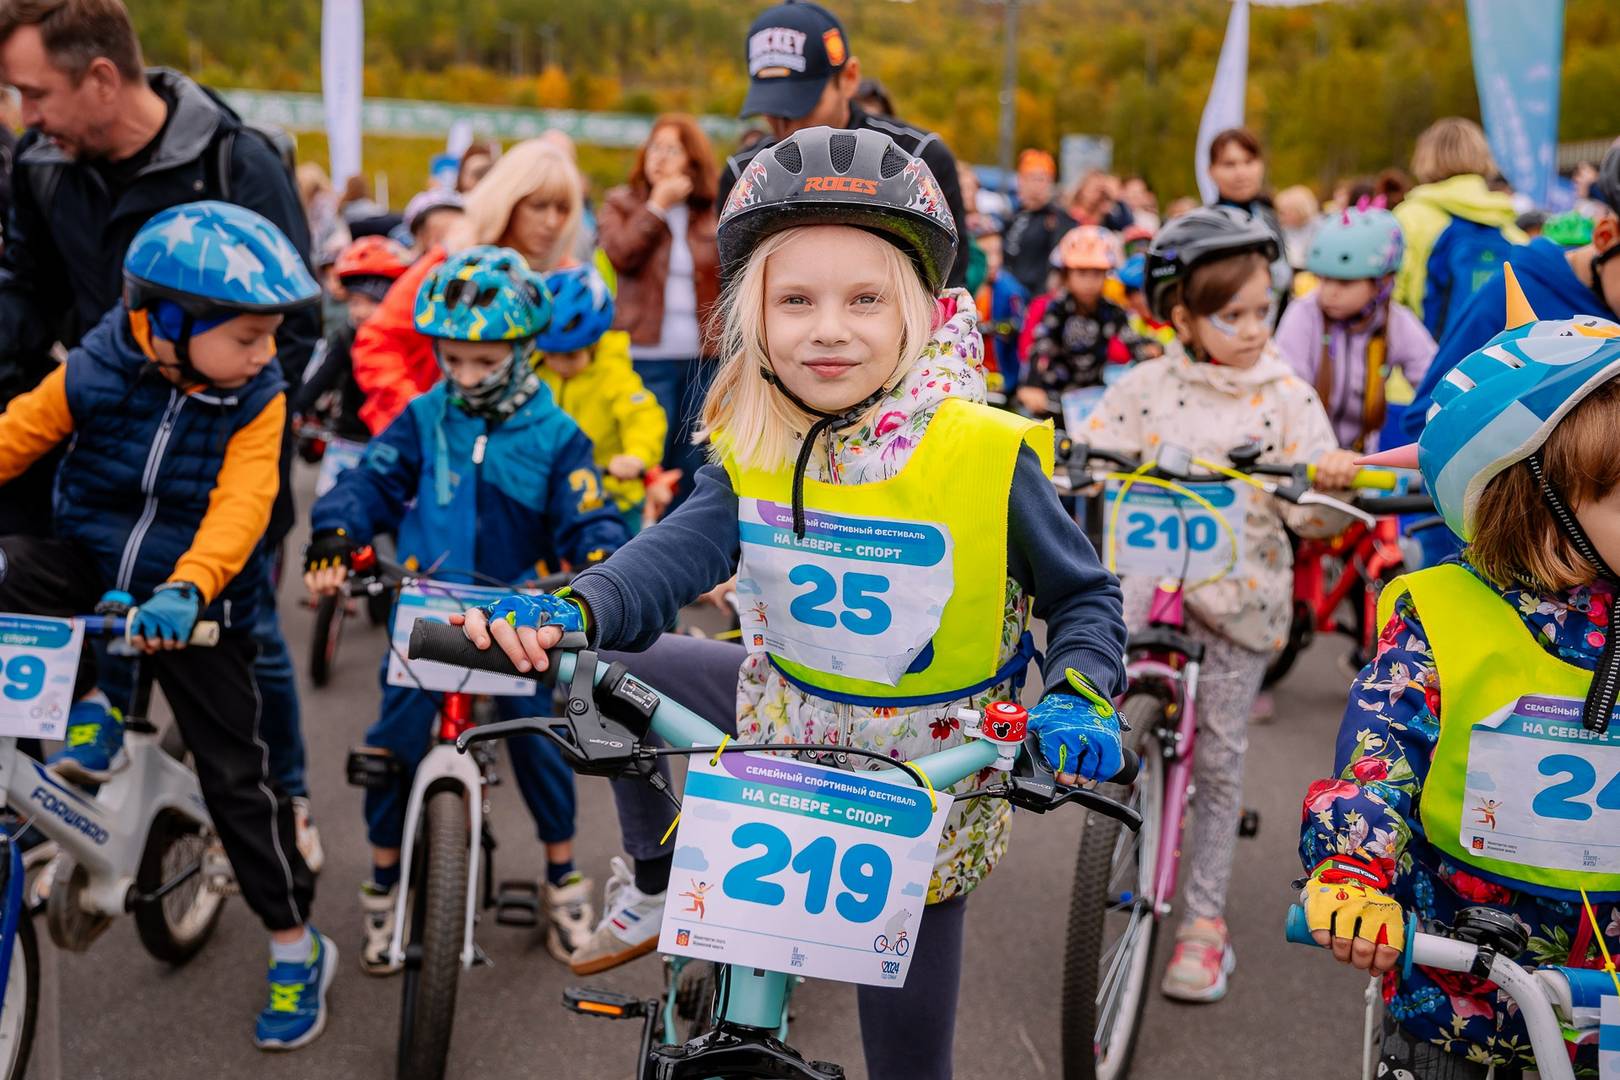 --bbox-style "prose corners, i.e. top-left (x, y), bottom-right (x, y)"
top-left (1144, 205), bottom-right (1279, 321)
top-left (717, 125), bottom-right (958, 292)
